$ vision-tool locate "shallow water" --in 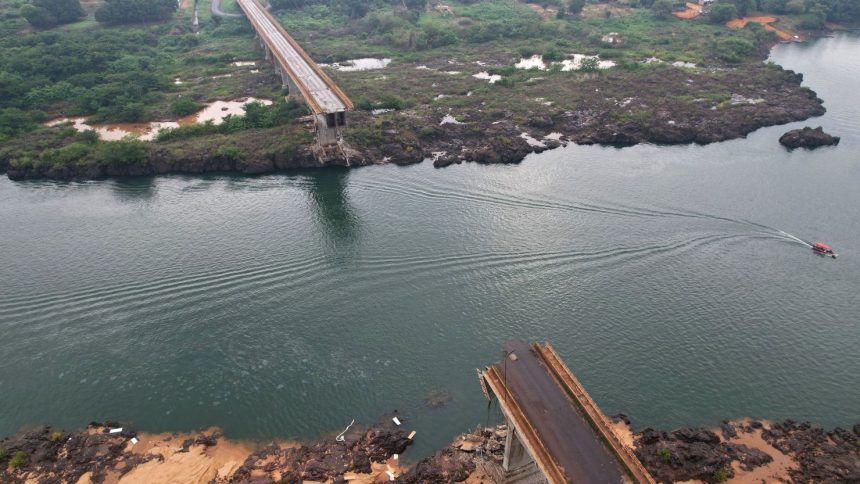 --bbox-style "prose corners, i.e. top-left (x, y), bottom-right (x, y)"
top-left (2, 35), bottom-right (859, 458)
top-left (45, 98), bottom-right (274, 140)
